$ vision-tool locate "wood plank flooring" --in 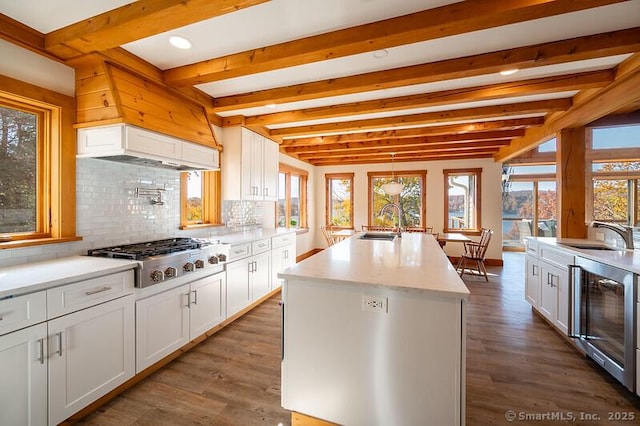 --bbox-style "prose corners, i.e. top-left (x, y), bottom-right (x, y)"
top-left (79, 252), bottom-right (640, 425)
